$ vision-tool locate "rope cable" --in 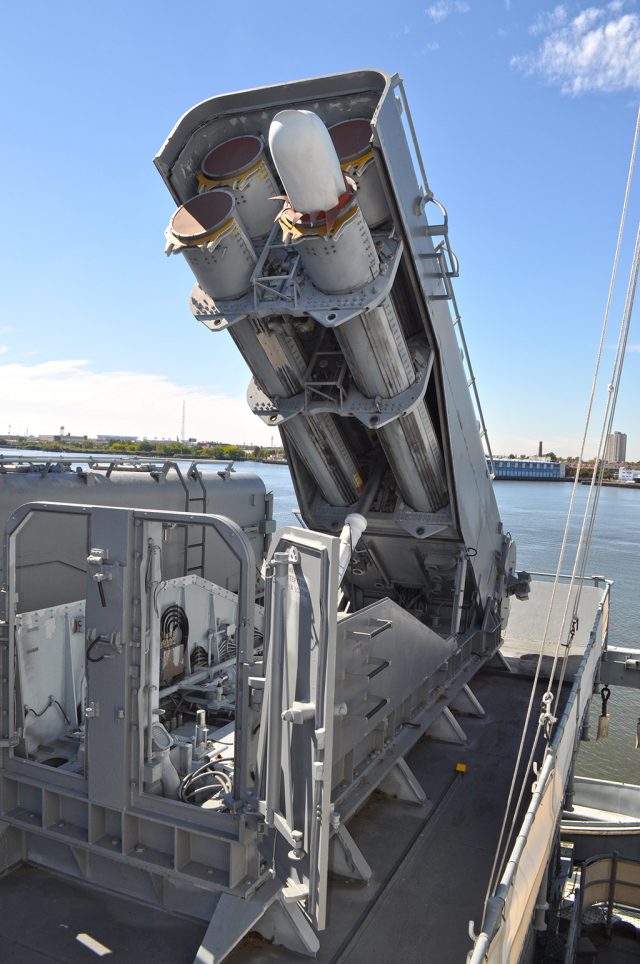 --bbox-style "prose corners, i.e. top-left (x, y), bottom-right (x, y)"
top-left (546, 203), bottom-right (640, 715)
top-left (551, 217), bottom-right (640, 712)
top-left (535, 102), bottom-right (640, 718)
top-left (482, 103), bottom-right (640, 912)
